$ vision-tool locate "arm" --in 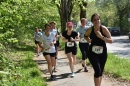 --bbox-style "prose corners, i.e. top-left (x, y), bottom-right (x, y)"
top-left (96, 26), bottom-right (113, 43)
top-left (50, 33), bottom-right (56, 46)
top-left (62, 36), bottom-right (68, 42)
top-left (75, 36), bottom-right (80, 41)
top-left (70, 36), bottom-right (80, 42)
top-left (50, 39), bottom-right (56, 46)
top-left (84, 27), bottom-right (92, 43)
top-left (38, 42), bottom-right (44, 50)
